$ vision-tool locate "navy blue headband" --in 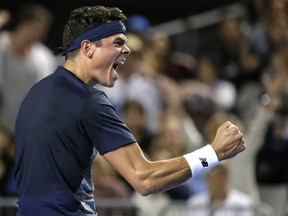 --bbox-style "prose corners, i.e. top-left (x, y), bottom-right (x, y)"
top-left (52, 20), bottom-right (126, 55)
